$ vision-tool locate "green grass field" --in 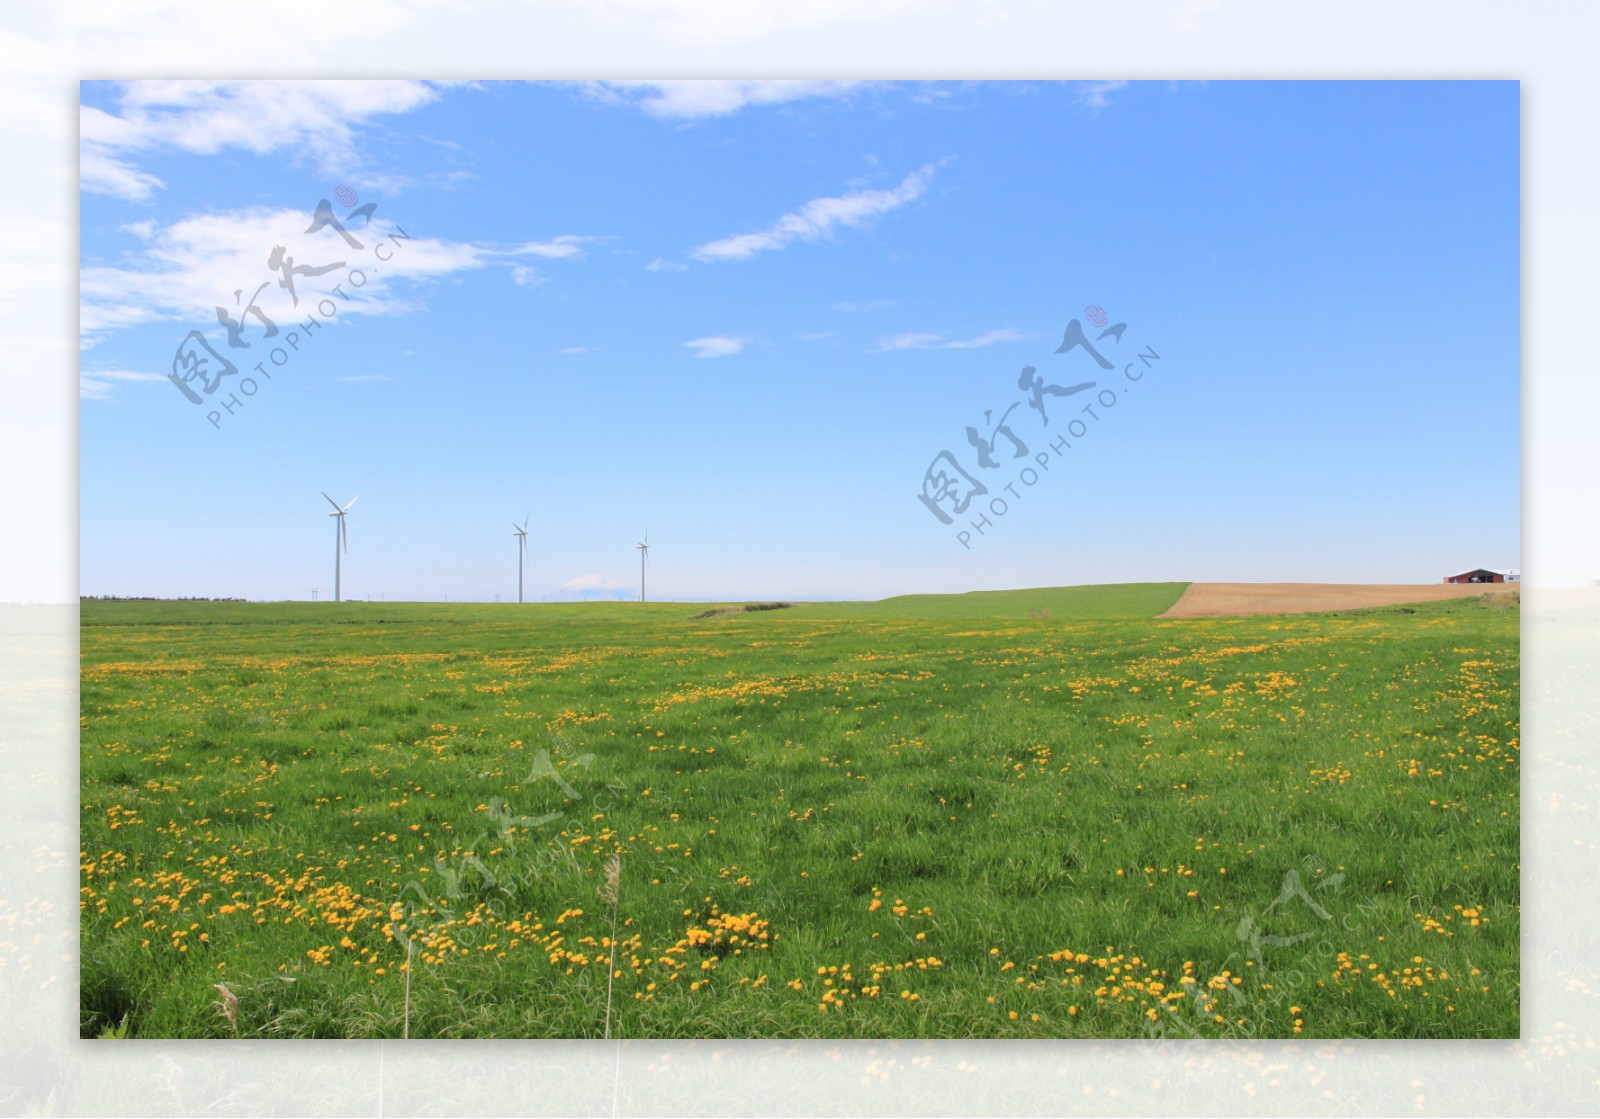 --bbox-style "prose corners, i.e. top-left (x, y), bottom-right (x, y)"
top-left (79, 584), bottom-right (1519, 1039)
